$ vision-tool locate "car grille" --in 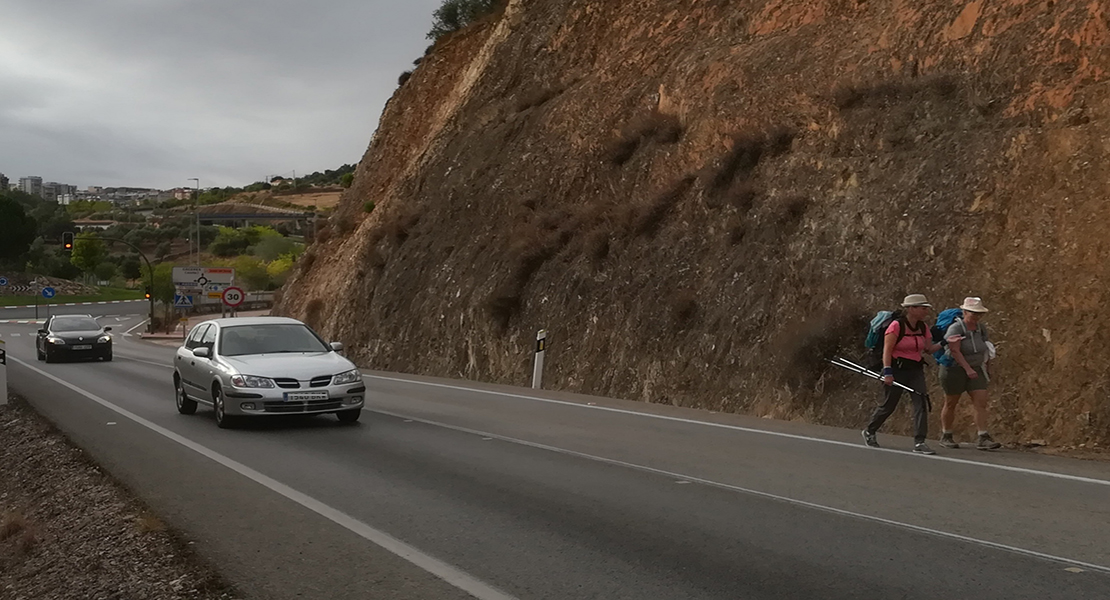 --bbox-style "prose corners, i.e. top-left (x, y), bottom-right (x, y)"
top-left (262, 399), bottom-right (343, 413)
top-left (273, 378), bottom-right (299, 389)
top-left (309, 376), bottom-right (331, 388)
